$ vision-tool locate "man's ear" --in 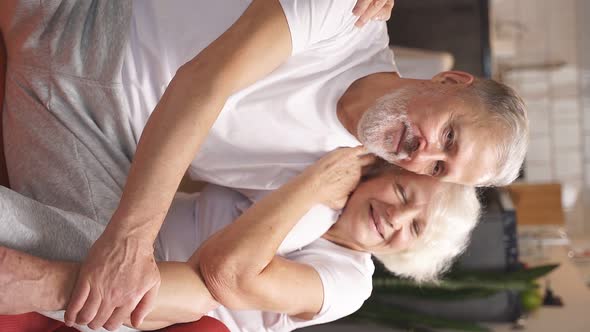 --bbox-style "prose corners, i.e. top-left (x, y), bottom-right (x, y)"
top-left (432, 71), bottom-right (475, 85)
